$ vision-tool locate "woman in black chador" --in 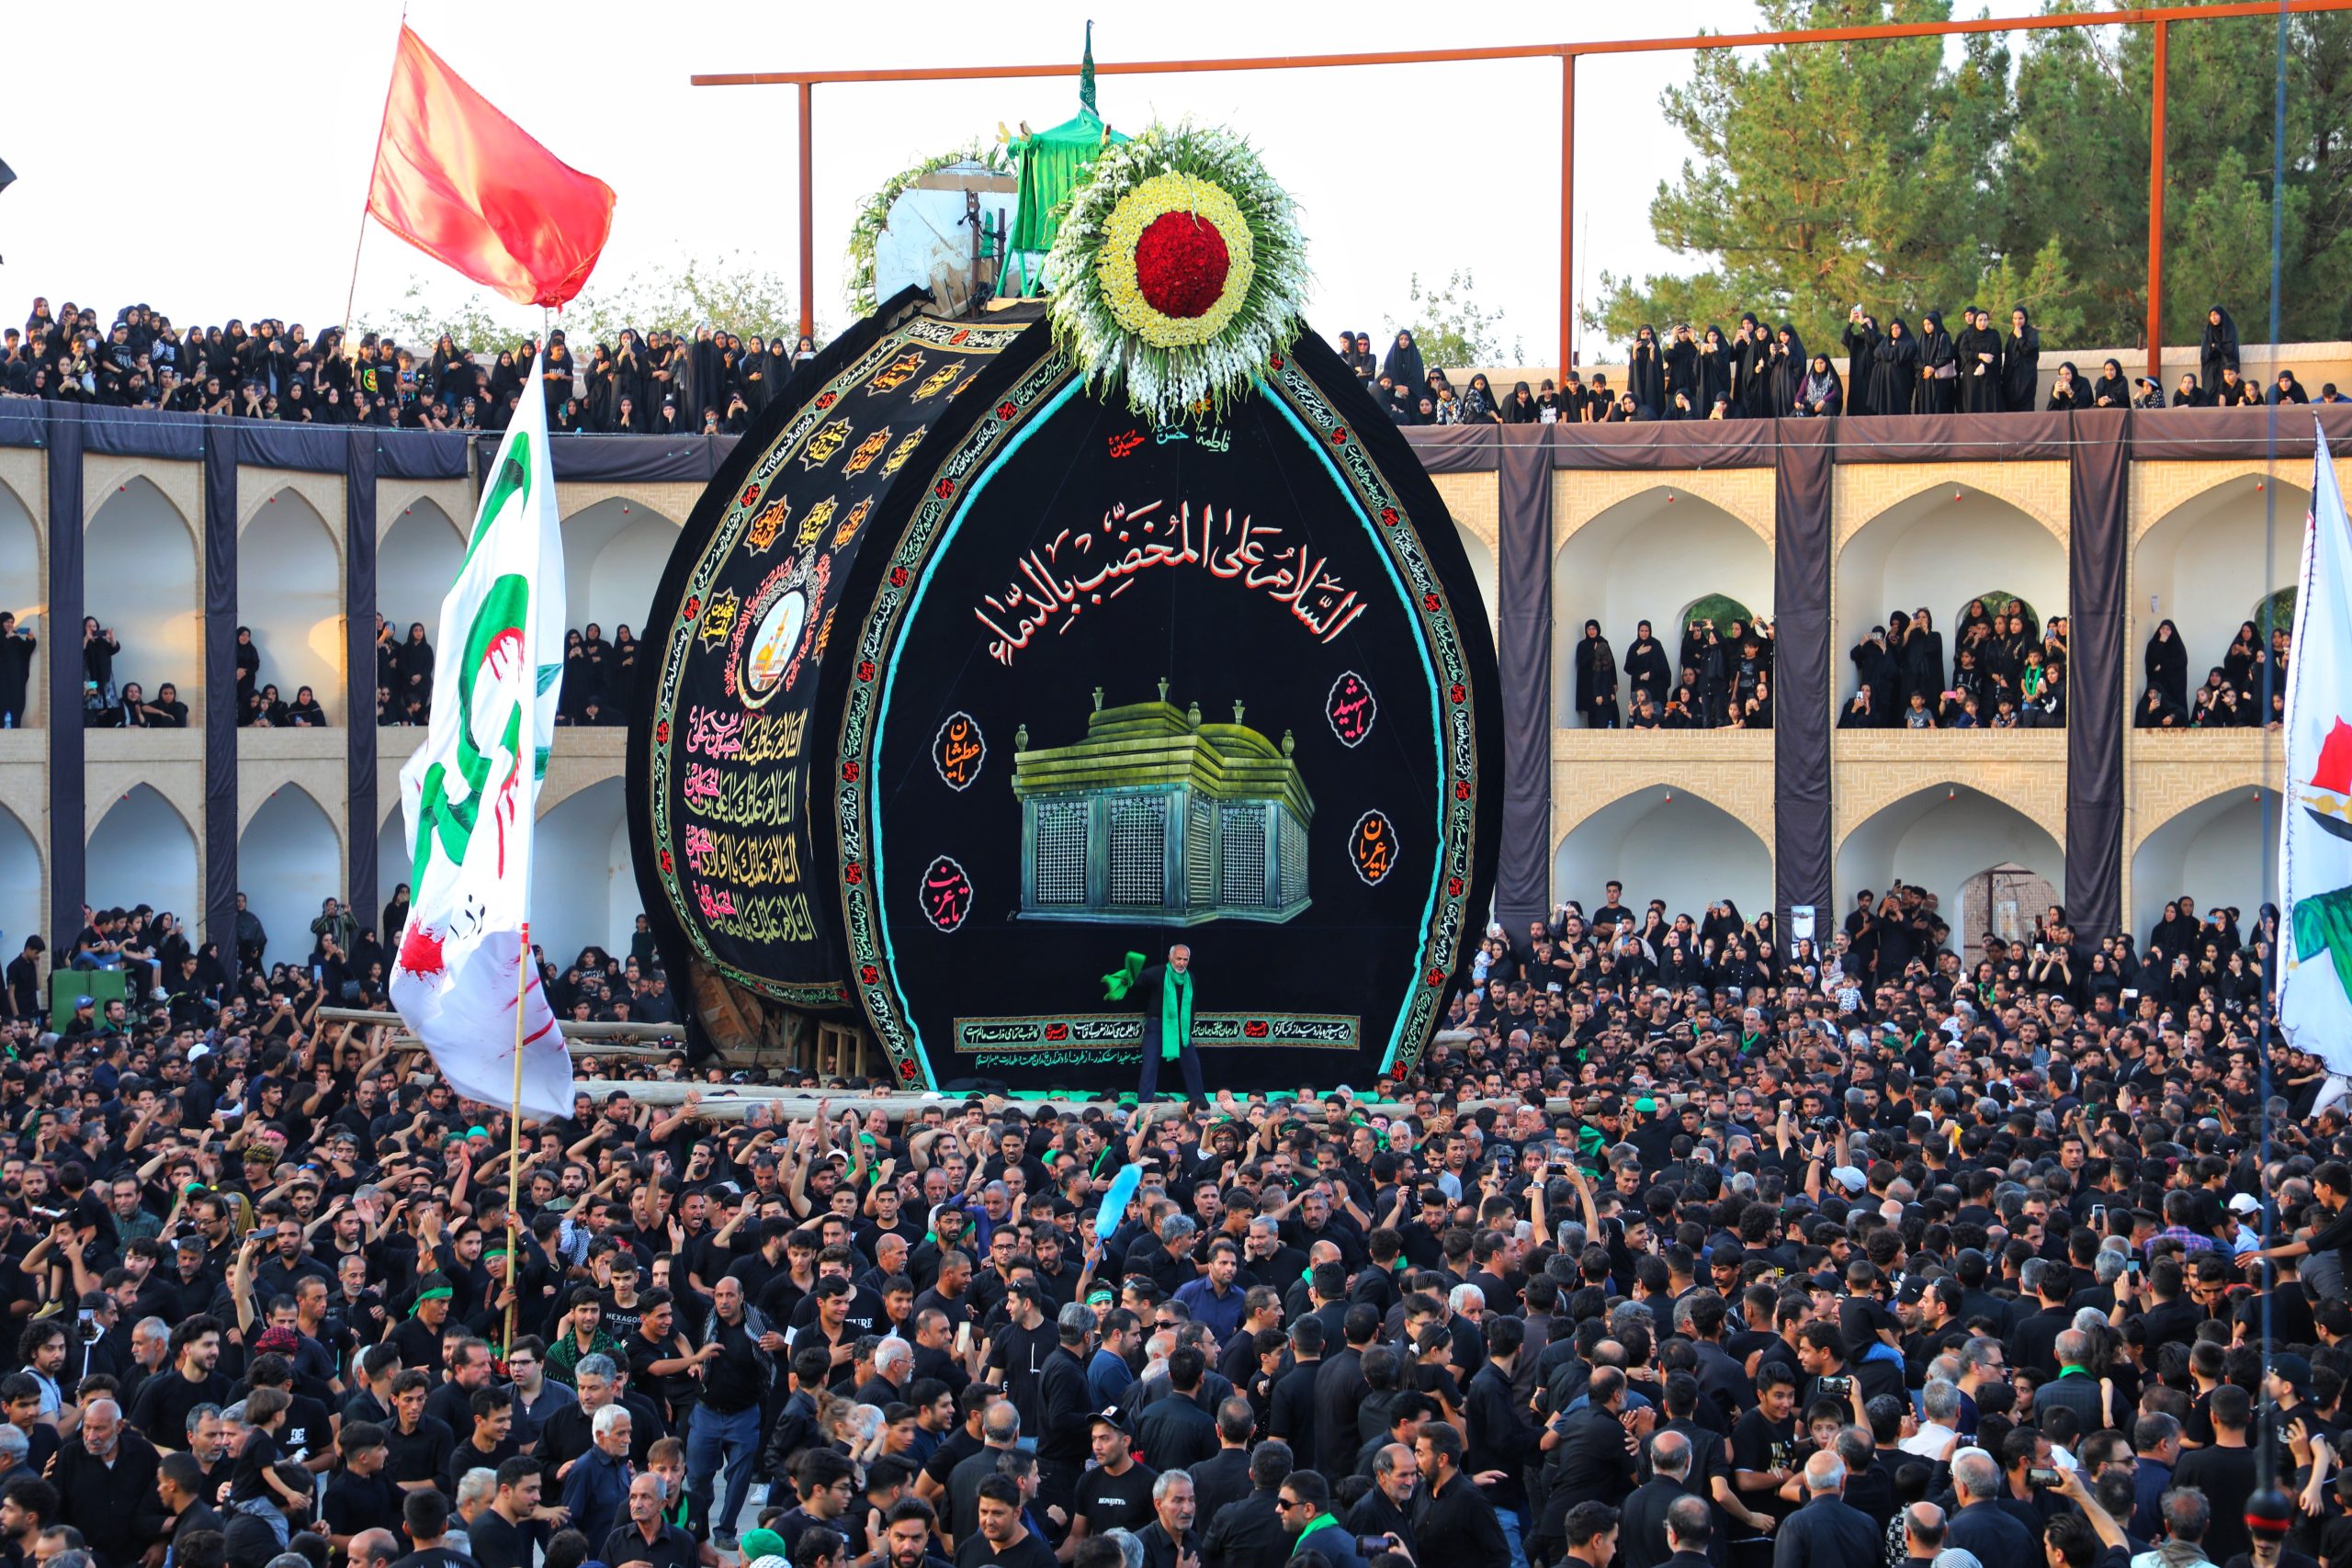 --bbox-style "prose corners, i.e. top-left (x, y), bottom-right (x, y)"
top-left (1956, 306), bottom-right (2003, 414)
top-left (2001, 306), bottom-right (2041, 412)
top-left (1627, 326), bottom-right (1665, 417)
top-left (1869, 318), bottom-right (1920, 417)
top-left (2200, 305), bottom-right (2241, 396)
top-left (1768, 324), bottom-right (1808, 416)
top-left (1916, 311), bottom-right (1957, 415)
top-left (1574, 620), bottom-right (1620, 729)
